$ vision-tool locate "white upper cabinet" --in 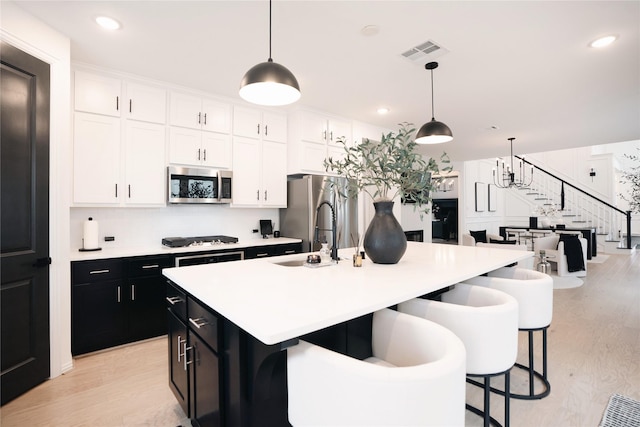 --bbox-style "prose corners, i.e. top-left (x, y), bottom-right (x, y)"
top-left (74, 71), bottom-right (122, 117)
top-left (73, 112), bottom-right (121, 204)
top-left (288, 110), bottom-right (352, 175)
top-left (231, 106), bottom-right (288, 208)
top-left (125, 82), bottom-right (167, 124)
top-left (169, 92), bottom-right (232, 168)
top-left (233, 106), bottom-right (287, 143)
top-left (72, 69), bottom-right (168, 206)
top-left (124, 121), bottom-right (166, 205)
top-left (169, 92), bottom-right (231, 134)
